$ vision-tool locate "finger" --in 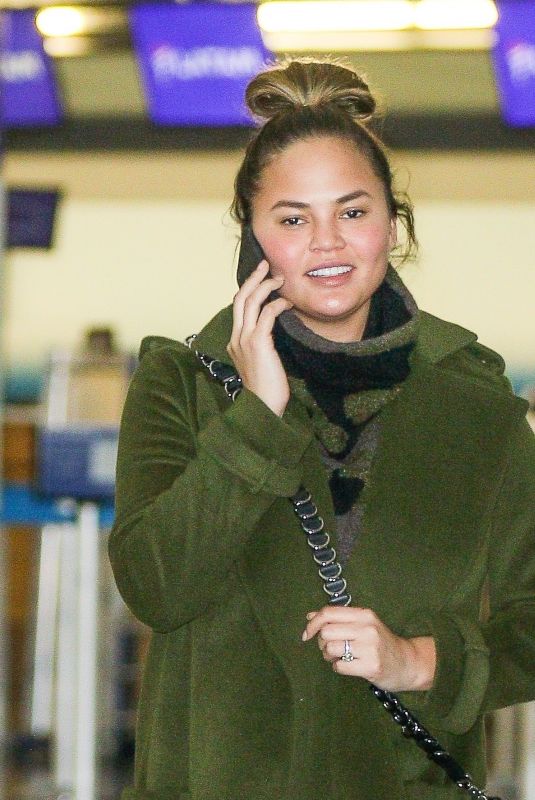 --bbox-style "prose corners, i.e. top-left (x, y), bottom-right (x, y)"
top-left (254, 297), bottom-right (293, 336)
top-left (332, 653), bottom-right (366, 676)
top-left (241, 277), bottom-right (285, 336)
top-left (322, 639), bottom-right (359, 663)
top-left (315, 624), bottom-right (361, 646)
top-left (239, 258), bottom-right (270, 292)
top-left (234, 260), bottom-right (270, 312)
top-left (230, 261), bottom-right (270, 344)
top-left (316, 633), bottom-right (352, 657)
top-left (303, 606), bottom-right (372, 641)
